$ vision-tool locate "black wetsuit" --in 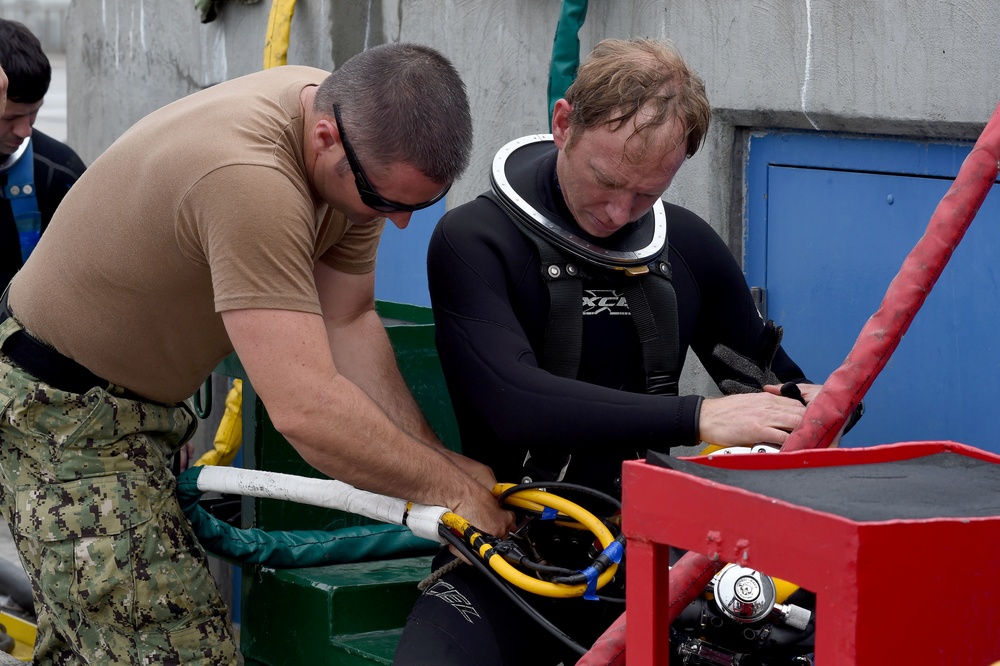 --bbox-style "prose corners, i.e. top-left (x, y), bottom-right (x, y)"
top-left (1, 130), bottom-right (86, 288)
top-left (395, 145), bottom-right (807, 665)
